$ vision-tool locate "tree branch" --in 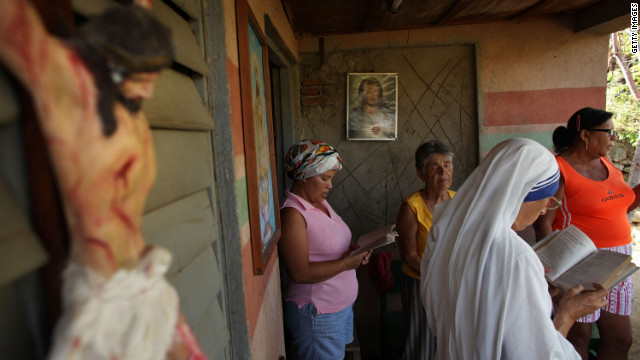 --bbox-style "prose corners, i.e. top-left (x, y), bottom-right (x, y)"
top-left (612, 32), bottom-right (640, 102)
